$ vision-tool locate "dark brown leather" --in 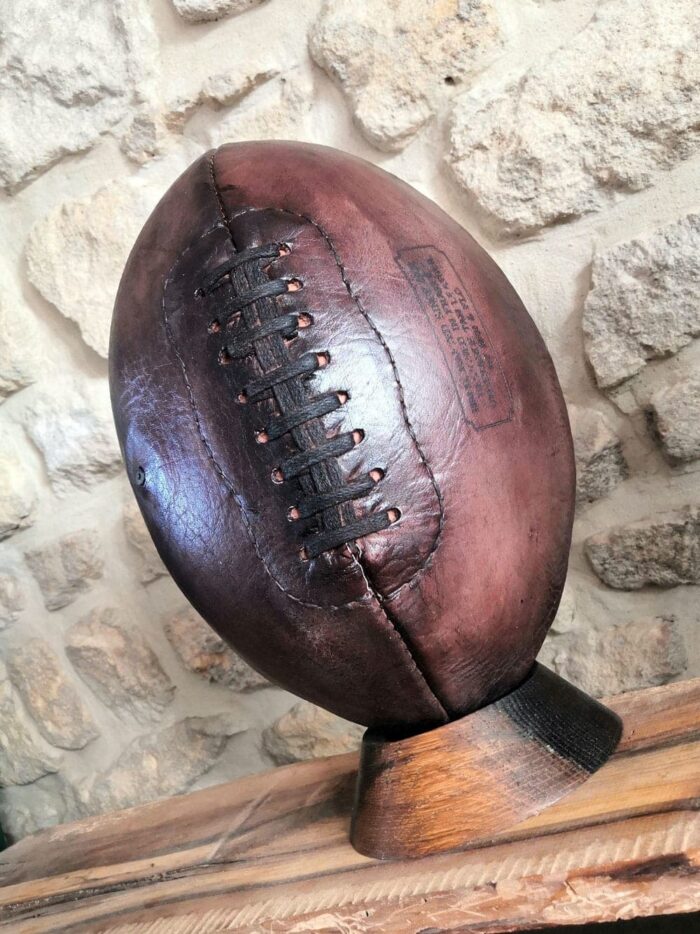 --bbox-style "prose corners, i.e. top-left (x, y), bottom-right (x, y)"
top-left (109, 142), bottom-right (575, 731)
